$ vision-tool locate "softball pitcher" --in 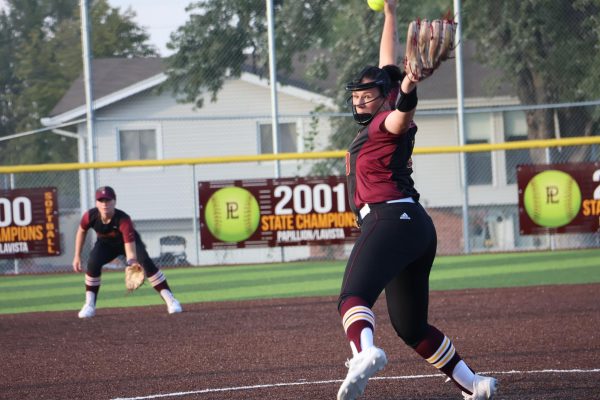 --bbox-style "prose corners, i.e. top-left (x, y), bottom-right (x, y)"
top-left (336, 1), bottom-right (497, 399)
top-left (72, 186), bottom-right (182, 318)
